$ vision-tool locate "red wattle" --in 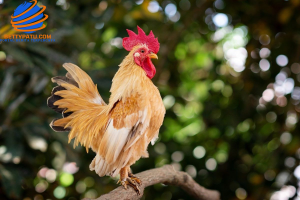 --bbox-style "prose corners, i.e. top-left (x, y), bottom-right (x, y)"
top-left (141, 57), bottom-right (156, 79)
